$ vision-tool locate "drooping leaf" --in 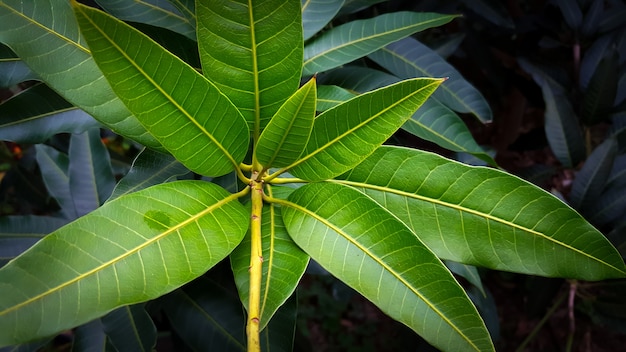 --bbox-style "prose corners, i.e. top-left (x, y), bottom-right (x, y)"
top-left (316, 85), bottom-right (357, 111)
top-left (318, 65), bottom-right (400, 92)
top-left (303, 12), bottom-right (457, 75)
top-left (161, 276), bottom-right (246, 352)
top-left (73, 3), bottom-right (249, 177)
top-left (34, 144), bottom-right (75, 218)
top-left (588, 182), bottom-right (626, 226)
top-left (579, 33), bottom-right (614, 89)
top-left (571, 138), bottom-right (618, 210)
top-left (196, 0), bottom-right (303, 132)
top-left (458, 0), bottom-right (514, 29)
top-left (230, 187), bottom-right (309, 331)
top-left (285, 78), bottom-right (443, 181)
top-left (281, 182), bottom-right (495, 352)
top-left (68, 129), bottom-right (115, 216)
top-left (71, 319), bottom-right (106, 352)
top-left (109, 148), bottom-right (189, 201)
top-left (0, 181), bottom-right (249, 346)
top-left (554, 0), bottom-right (582, 29)
top-left (369, 37), bottom-right (492, 122)
top-left (256, 77), bottom-right (317, 168)
top-left (582, 48), bottom-right (618, 124)
top-left (338, 0), bottom-right (386, 15)
top-left (0, 84), bottom-right (100, 143)
top-left (519, 59), bottom-right (585, 168)
top-left (301, 0), bottom-right (344, 40)
top-left (94, 0), bottom-right (195, 40)
top-left (581, 0), bottom-right (604, 37)
top-left (260, 293), bottom-right (298, 351)
top-left (0, 0), bottom-right (160, 149)
top-left (444, 261), bottom-right (486, 298)
top-left (0, 44), bottom-right (39, 87)
top-left (336, 146), bottom-right (626, 280)
top-left (101, 304), bottom-right (156, 352)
